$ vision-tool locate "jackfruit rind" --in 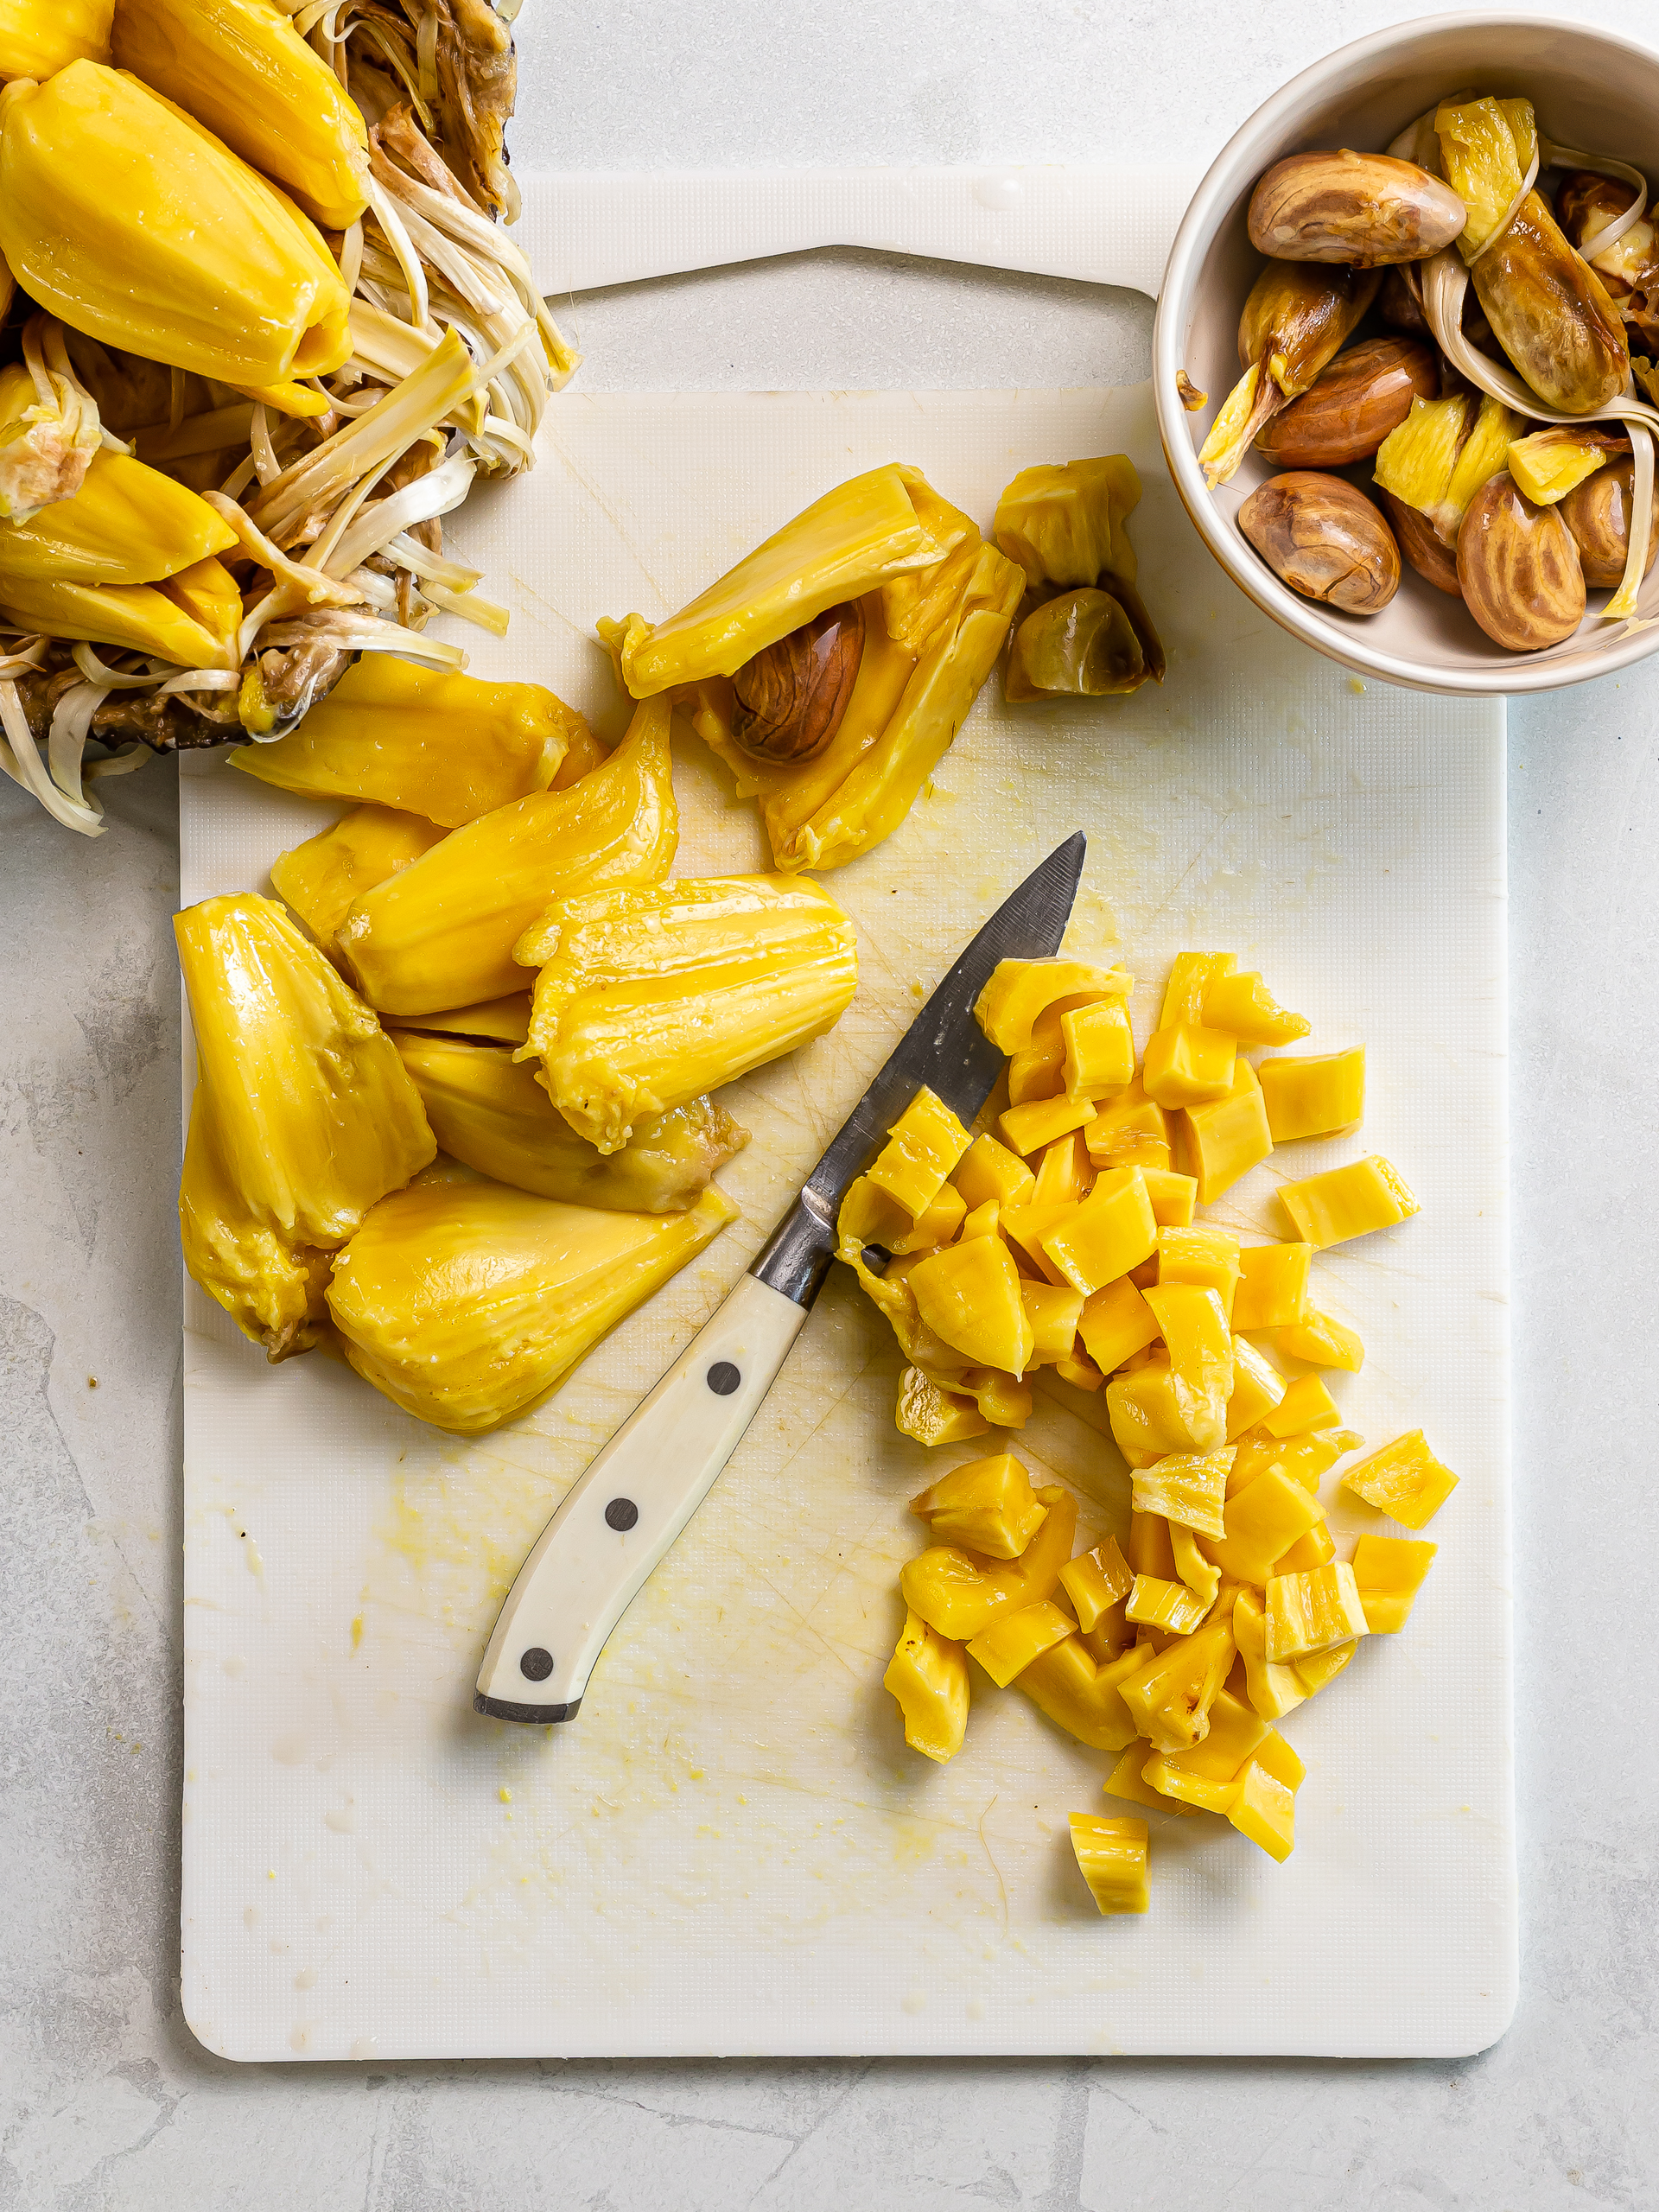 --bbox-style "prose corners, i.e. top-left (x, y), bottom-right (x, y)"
top-left (175, 892), bottom-right (435, 1260)
top-left (518, 871), bottom-right (859, 1153)
top-left (327, 1178), bottom-right (739, 1434)
top-left (232, 658), bottom-right (584, 827)
top-left (391, 1030), bottom-right (748, 1211)
top-left (0, 62), bottom-right (351, 391)
top-left (111, 0), bottom-right (370, 232)
top-left (337, 696), bottom-right (677, 1018)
